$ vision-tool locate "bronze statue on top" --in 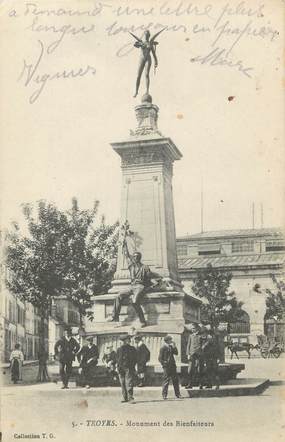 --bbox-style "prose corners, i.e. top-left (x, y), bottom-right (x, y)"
top-left (130, 29), bottom-right (166, 98)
